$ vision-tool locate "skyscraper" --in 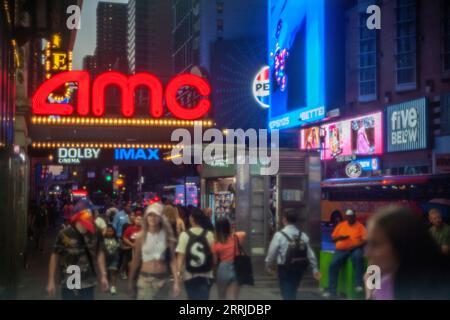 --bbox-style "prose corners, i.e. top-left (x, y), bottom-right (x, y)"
top-left (82, 55), bottom-right (97, 78)
top-left (127, 0), bottom-right (172, 109)
top-left (96, 2), bottom-right (128, 111)
top-left (96, 2), bottom-right (128, 73)
top-left (172, 0), bottom-right (266, 74)
top-left (127, 0), bottom-right (172, 79)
